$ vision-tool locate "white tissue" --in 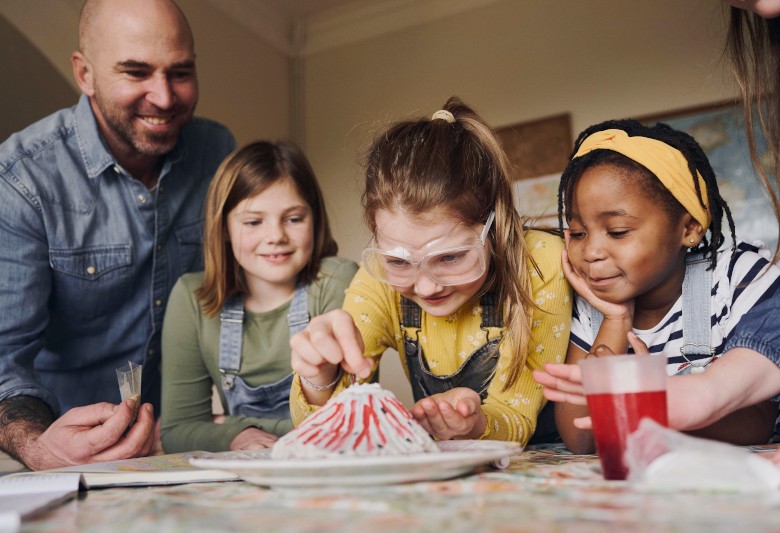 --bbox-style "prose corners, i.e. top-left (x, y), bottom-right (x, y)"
top-left (626, 419), bottom-right (780, 493)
